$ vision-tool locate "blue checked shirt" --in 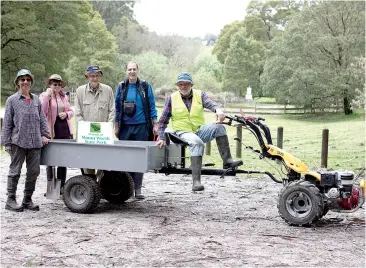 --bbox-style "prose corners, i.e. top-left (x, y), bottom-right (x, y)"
top-left (1, 92), bottom-right (50, 149)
